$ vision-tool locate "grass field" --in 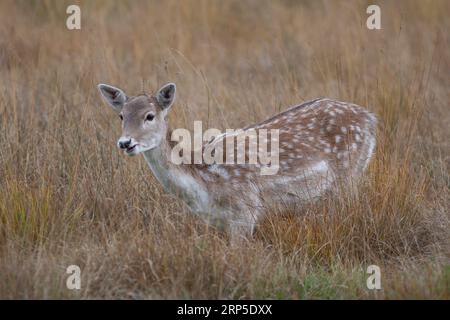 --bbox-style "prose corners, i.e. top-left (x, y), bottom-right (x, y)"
top-left (0, 0), bottom-right (449, 299)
